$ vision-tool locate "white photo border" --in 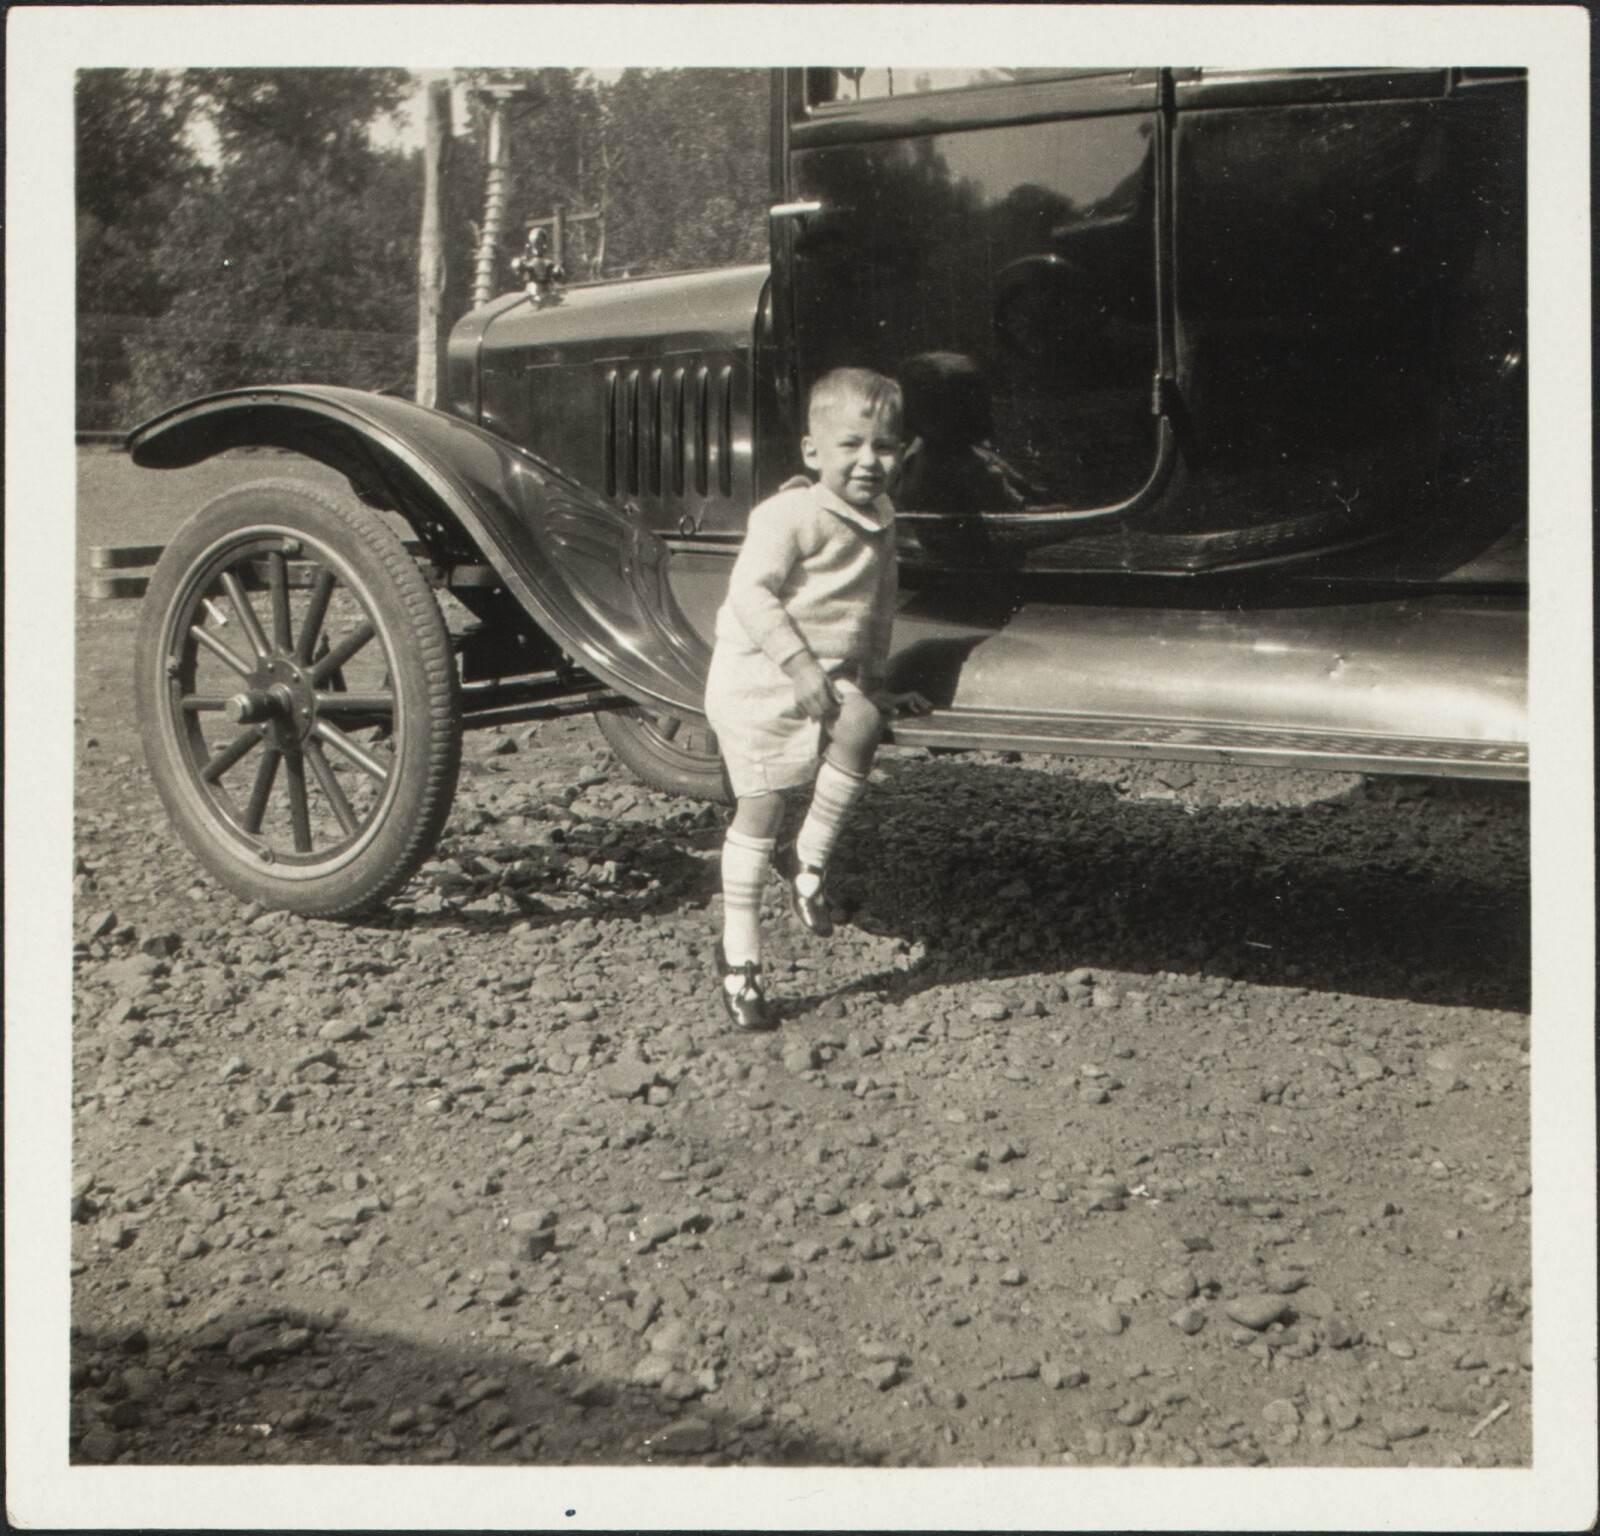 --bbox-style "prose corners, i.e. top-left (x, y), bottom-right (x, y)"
top-left (7, 6), bottom-right (1593, 1530)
